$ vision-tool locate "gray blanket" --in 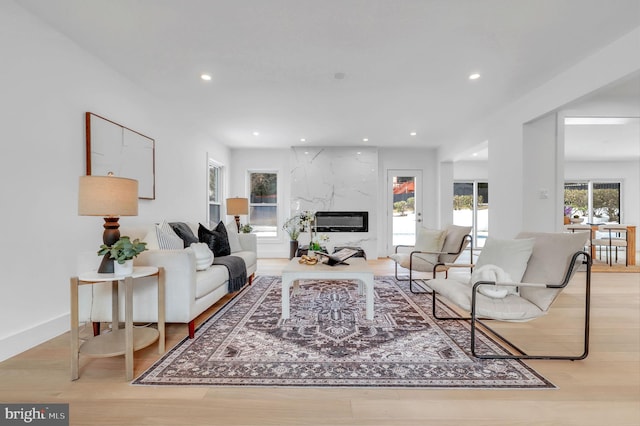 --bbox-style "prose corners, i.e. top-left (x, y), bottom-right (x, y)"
top-left (212, 255), bottom-right (247, 292)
